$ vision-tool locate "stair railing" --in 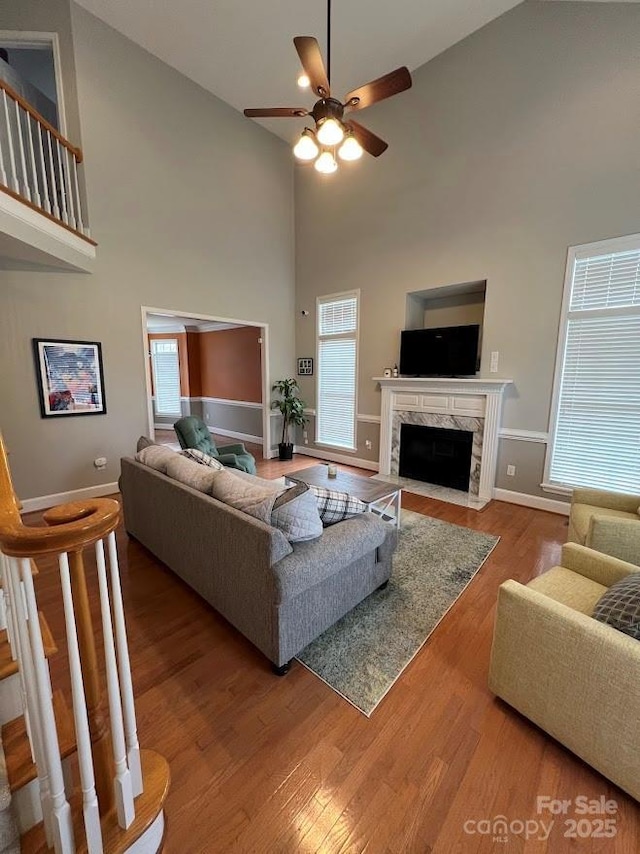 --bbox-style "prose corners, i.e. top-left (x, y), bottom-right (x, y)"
top-left (0, 77), bottom-right (91, 240)
top-left (0, 435), bottom-right (144, 853)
